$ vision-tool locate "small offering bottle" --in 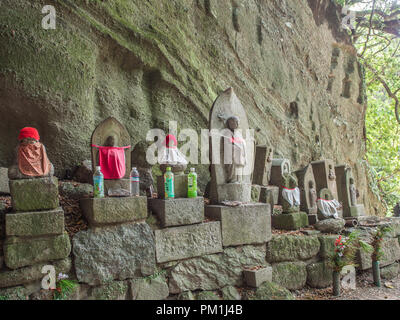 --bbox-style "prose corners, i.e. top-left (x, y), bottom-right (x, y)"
top-left (164, 167), bottom-right (175, 199)
top-left (93, 166), bottom-right (104, 198)
top-left (130, 167), bottom-right (140, 196)
top-left (187, 168), bottom-right (197, 198)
